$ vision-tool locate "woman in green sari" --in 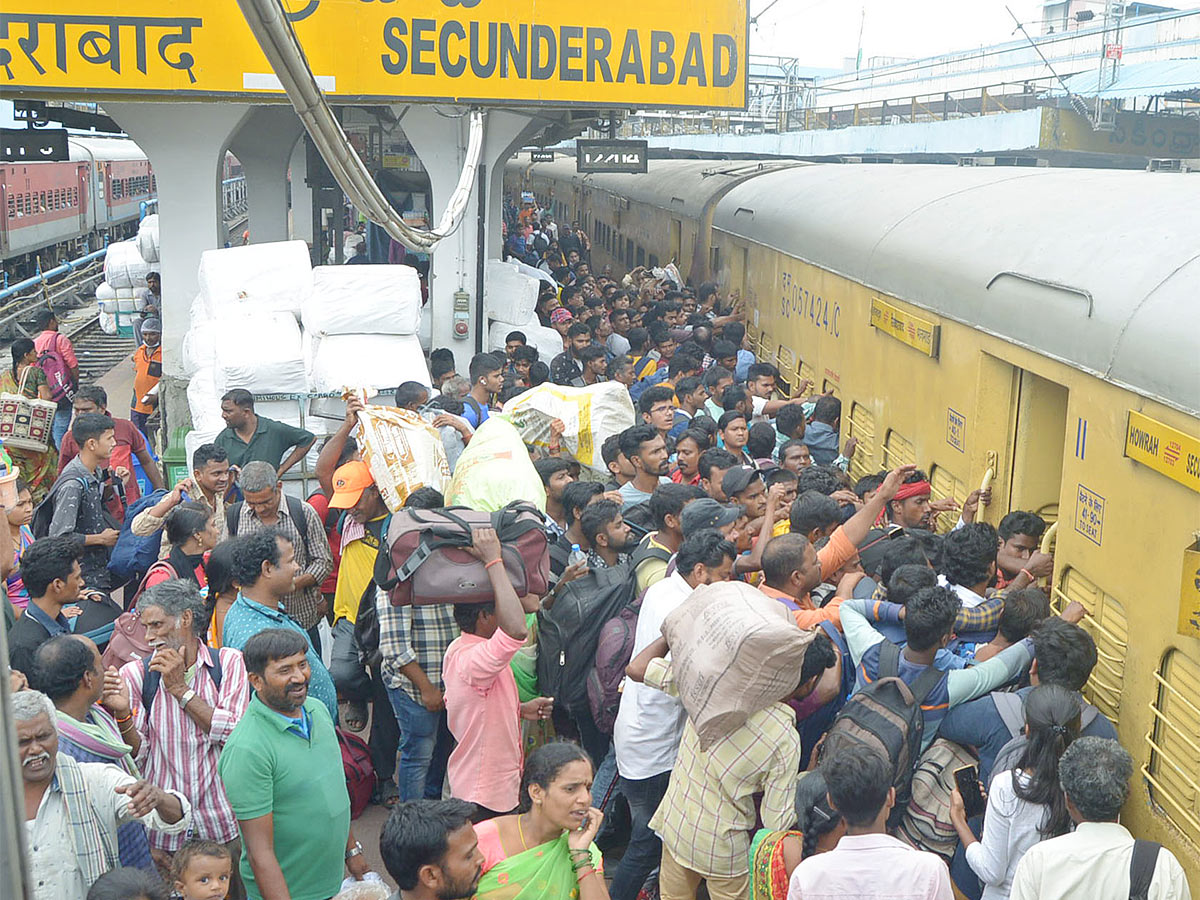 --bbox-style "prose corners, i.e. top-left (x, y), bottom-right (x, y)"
top-left (749, 771), bottom-right (845, 900)
top-left (474, 741), bottom-right (608, 900)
